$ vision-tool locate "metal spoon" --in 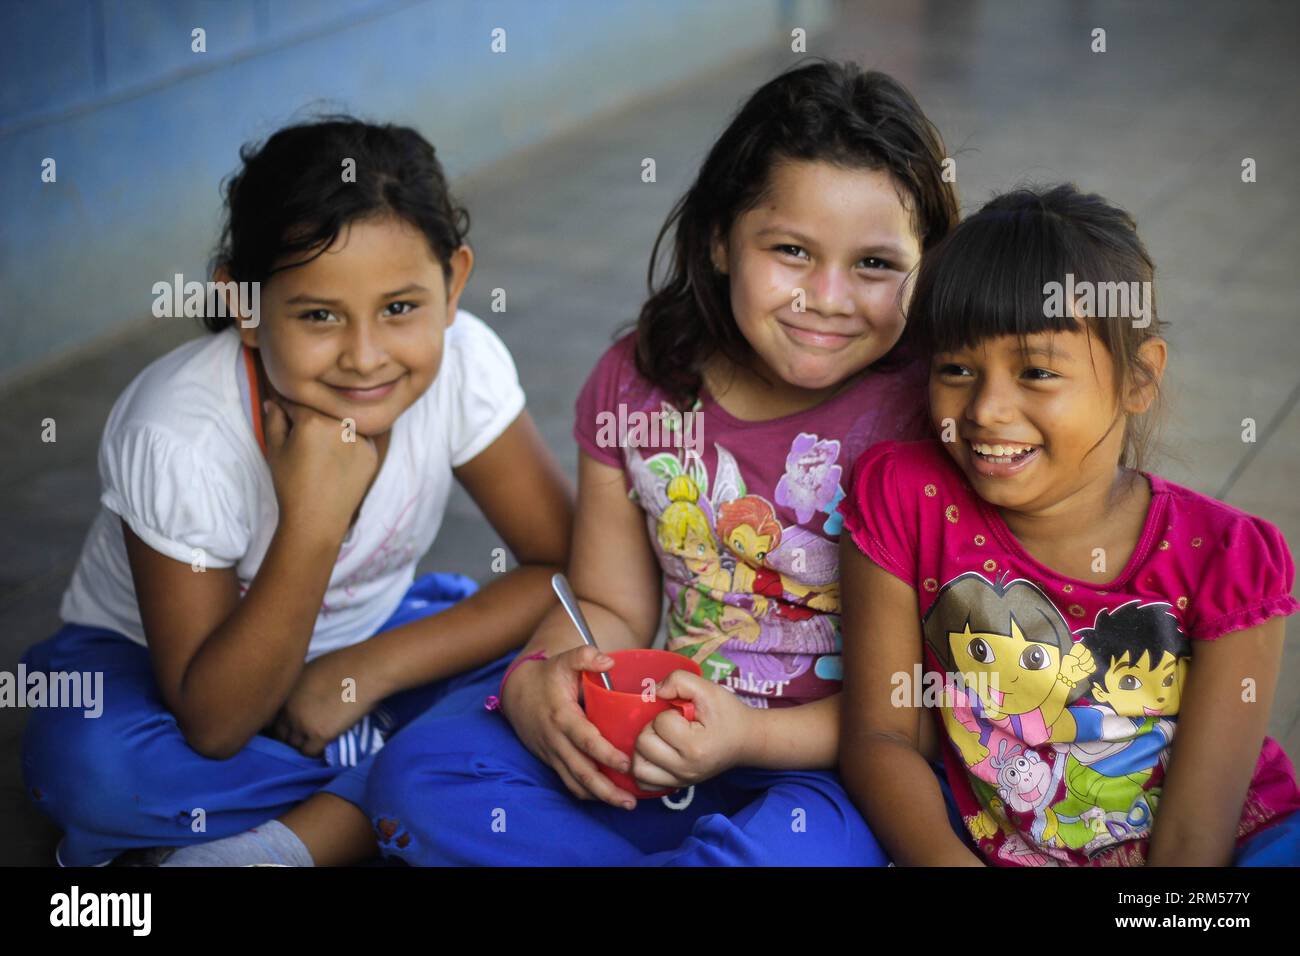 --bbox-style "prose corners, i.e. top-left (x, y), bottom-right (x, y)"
top-left (551, 573), bottom-right (613, 690)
